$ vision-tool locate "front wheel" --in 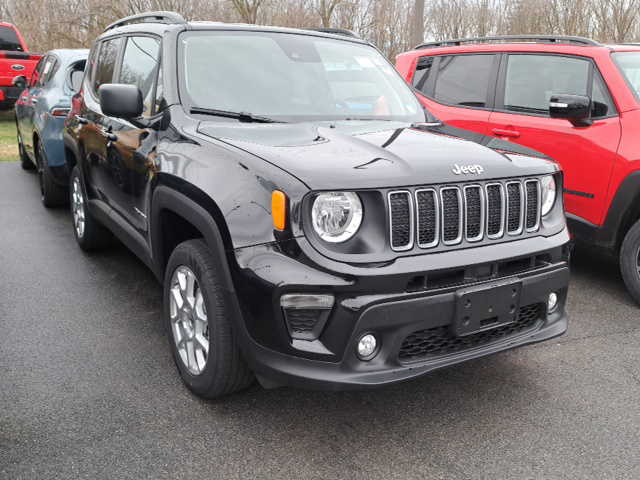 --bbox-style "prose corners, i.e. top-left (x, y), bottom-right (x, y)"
top-left (164, 239), bottom-right (254, 398)
top-left (620, 218), bottom-right (640, 305)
